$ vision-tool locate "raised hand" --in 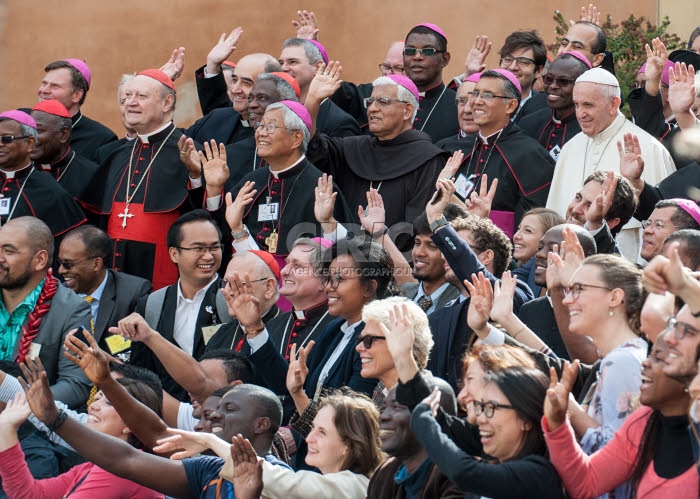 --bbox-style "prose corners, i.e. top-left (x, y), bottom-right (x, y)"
top-left (571, 4), bottom-right (601, 26)
top-left (200, 140), bottom-right (230, 193)
top-left (544, 360), bottom-right (579, 431)
top-left (307, 61), bottom-right (343, 103)
top-left (160, 47), bottom-right (186, 81)
top-left (463, 272), bottom-right (493, 337)
top-left (18, 358), bottom-right (59, 426)
top-left (668, 62), bottom-right (697, 116)
top-left (555, 227), bottom-right (585, 287)
top-left (490, 271), bottom-right (517, 325)
top-left (421, 386), bottom-right (442, 417)
top-left (586, 170), bottom-right (618, 229)
top-left (109, 313), bottom-right (156, 344)
top-left (0, 392), bottom-right (31, 430)
top-left (464, 35), bottom-right (491, 76)
top-left (286, 342), bottom-right (314, 395)
top-left (153, 428), bottom-right (217, 459)
top-left (425, 178), bottom-right (456, 223)
top-left (642, 242), bottom-right (695, 296)
top-left (226, 182), bottom-right (257, 233)
top-left (314, 173), bottom-right (337, 225)
top-left (206, 28), bottom-right (244, 75)
top-left (380, 304), bottom-right (419, 382)
top-left (643, 38), bottom-right (668, 90)
top-left (220, 273), bottom-right (263, 331)
top-left (617, 132), bottom-right (644, 192)
top-left (291, 10), bottom-right (319, 40)
top-left (230, 434), bottom-right (264, 499)
top-left (178, 136), bottom-right (201, 179)
top-left (465, 174), bottom-right (498, 219)
top-left (438, 149), bottom-right (464, 180)
top-left (358, 188), bottom-right (386, 234)
top-left (64, 330), bottom-right (111, 385)
top-left (546, 243), bottom-right (563, 290)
